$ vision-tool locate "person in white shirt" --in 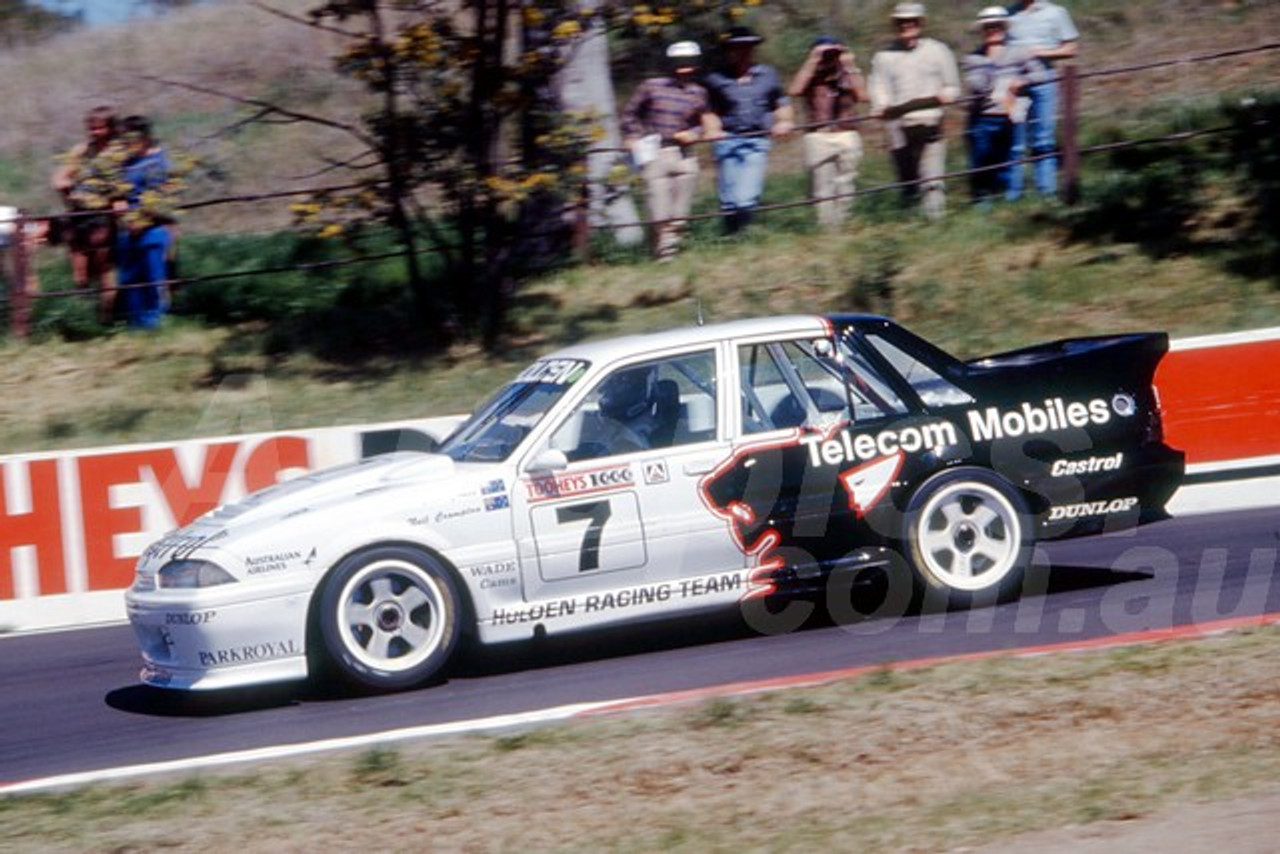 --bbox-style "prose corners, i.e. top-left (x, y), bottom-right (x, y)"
top-left (1005, 0), bottom-right (1080, 198)
top-left (869, 3), bottom-right (961, 220)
